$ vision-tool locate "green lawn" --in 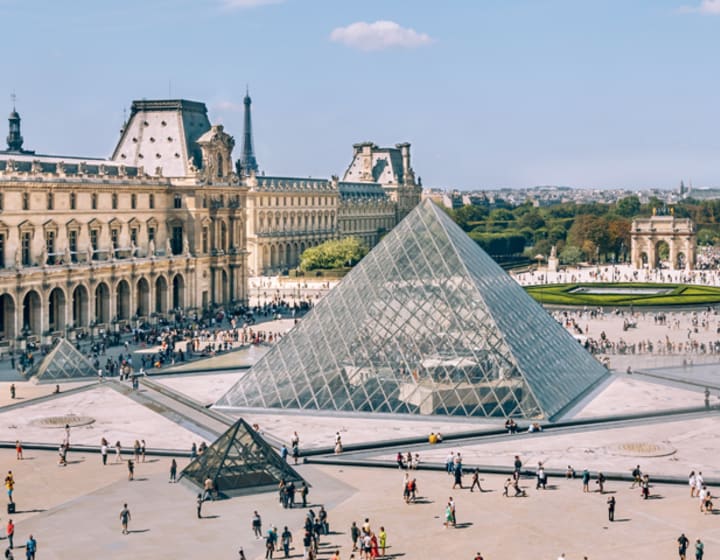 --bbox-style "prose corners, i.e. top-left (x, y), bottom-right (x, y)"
top-left (524, 283), bottom-right (720, 306)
